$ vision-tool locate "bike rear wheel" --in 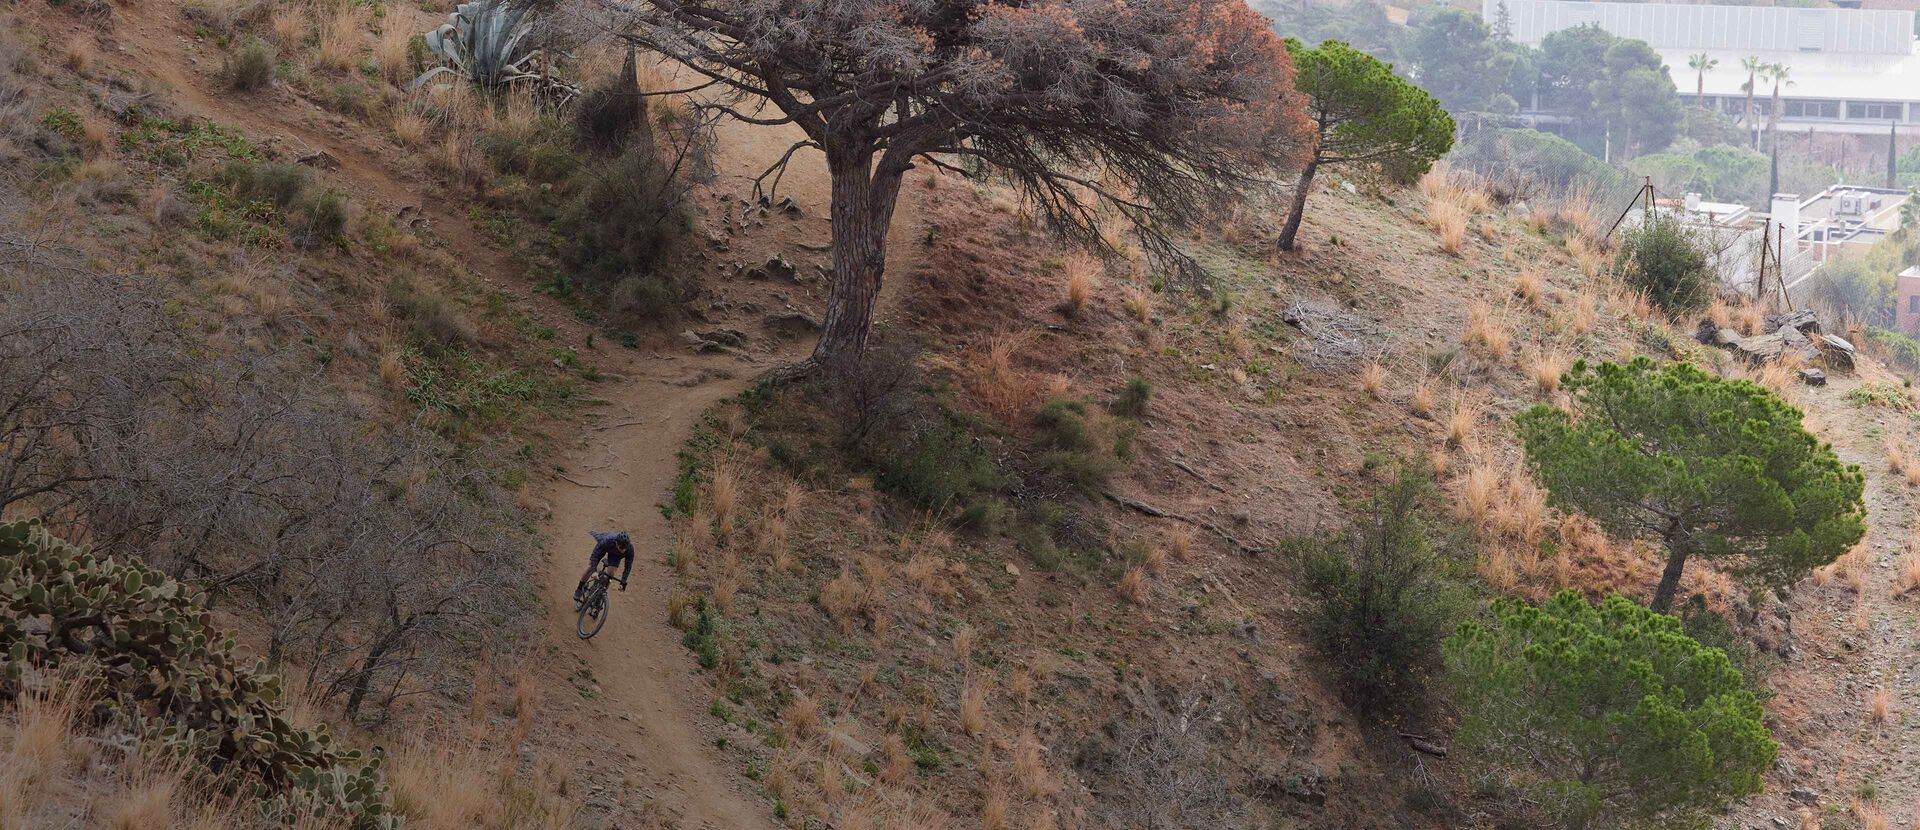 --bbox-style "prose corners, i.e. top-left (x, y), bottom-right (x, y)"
top-left (576, 585), bottom-right (609, 639)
